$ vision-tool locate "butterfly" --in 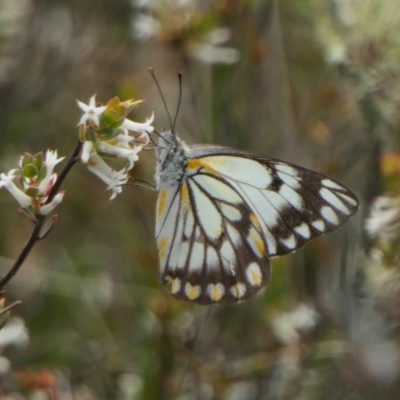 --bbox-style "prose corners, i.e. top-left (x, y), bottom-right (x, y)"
top-left (153, 129), bottom-right (358, 305)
